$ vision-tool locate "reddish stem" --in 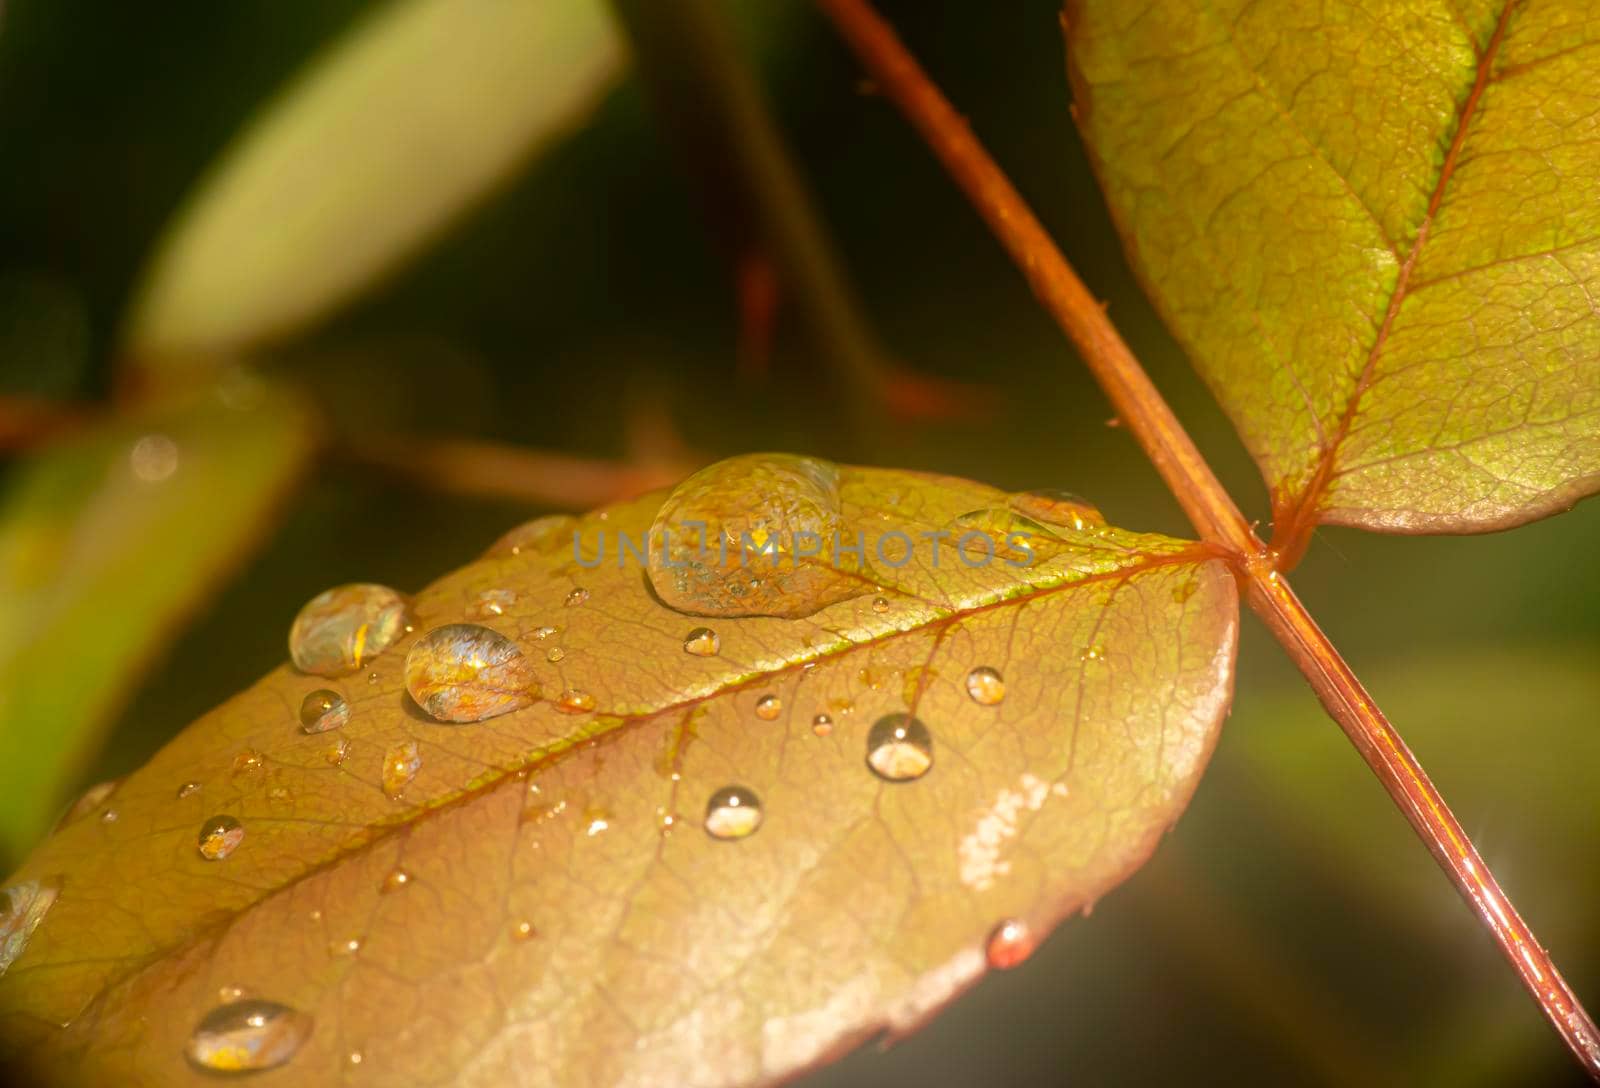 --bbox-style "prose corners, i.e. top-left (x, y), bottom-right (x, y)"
top-left (814, 0), bottom-right (1600, 1077)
